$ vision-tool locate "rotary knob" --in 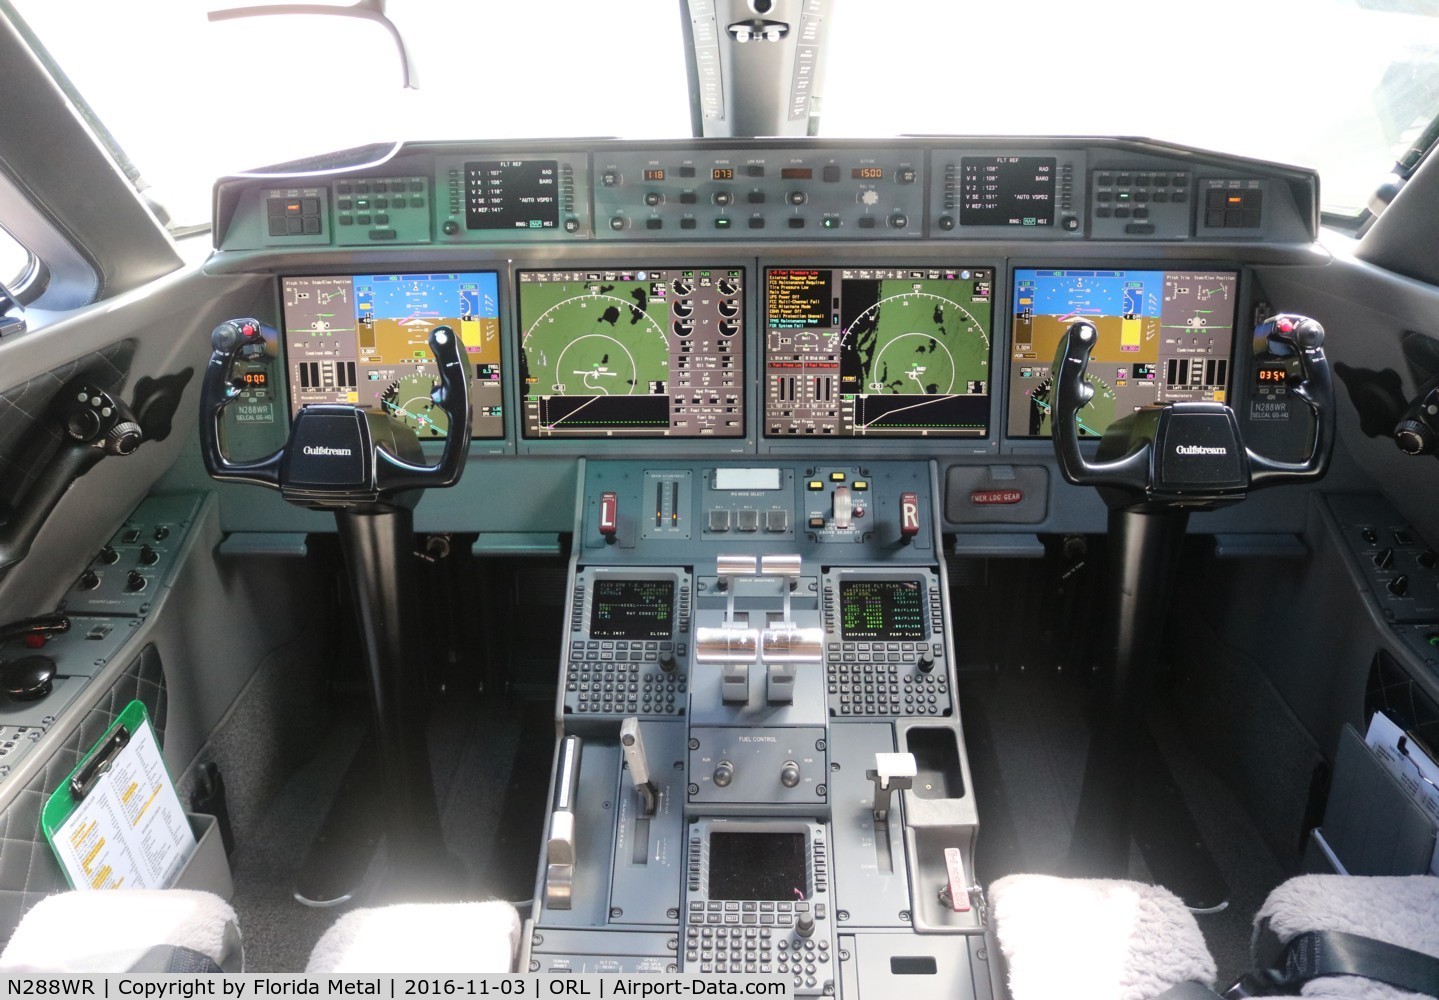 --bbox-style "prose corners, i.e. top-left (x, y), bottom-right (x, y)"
top-left (105, 420), bottom-right (142, 456)
top-left (1396, 418), bottom-right (1437, 455)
